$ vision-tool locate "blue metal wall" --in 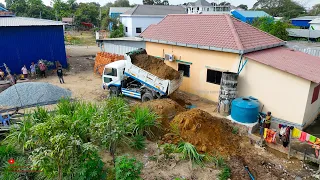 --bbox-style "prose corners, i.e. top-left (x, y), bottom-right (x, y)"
top-left (291, 20), bottom-right (311, 28)
top-left (0, 25), bottom-right (67, 74)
